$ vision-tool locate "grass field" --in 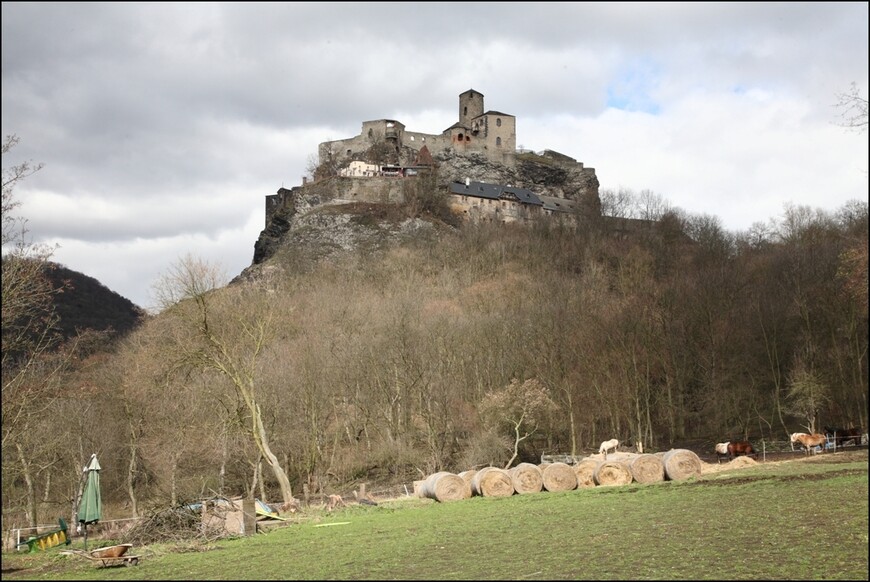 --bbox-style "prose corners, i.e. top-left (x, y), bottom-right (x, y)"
top-left (2, 451), bottom-right (867, 580)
